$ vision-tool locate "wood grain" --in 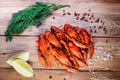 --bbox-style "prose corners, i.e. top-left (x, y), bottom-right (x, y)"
top-left (0, 1), bottom-right (120, 37)
top-left (0, 36), bottom-right (120, 71)
top-left (0, 0), bottom-right (120, 6)
top-left (0, 68), bottom-right (120, 80)
top-left (0, 0), bottom-right (120, 80)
